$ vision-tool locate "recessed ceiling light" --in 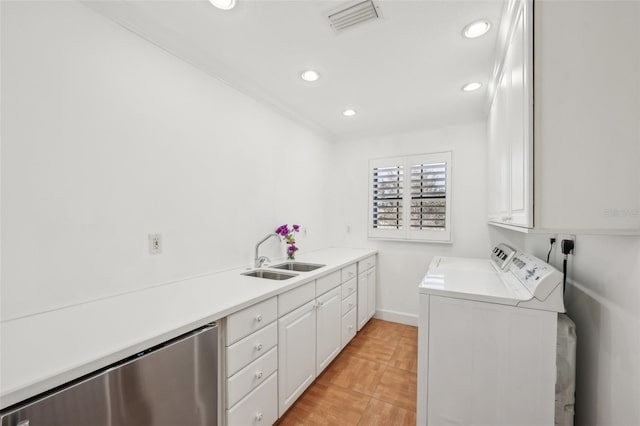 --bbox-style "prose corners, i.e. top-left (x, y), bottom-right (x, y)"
top-left (463, 20), bottom-right (491, 38)
top-left (343, 109), bottom-right (357, 117)
top-left (462, 82), bottom-right (482, 92)
top-left (208, 0), bottom-right (236, 11)
top-left (301, 70), bottom-right (320, 82)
